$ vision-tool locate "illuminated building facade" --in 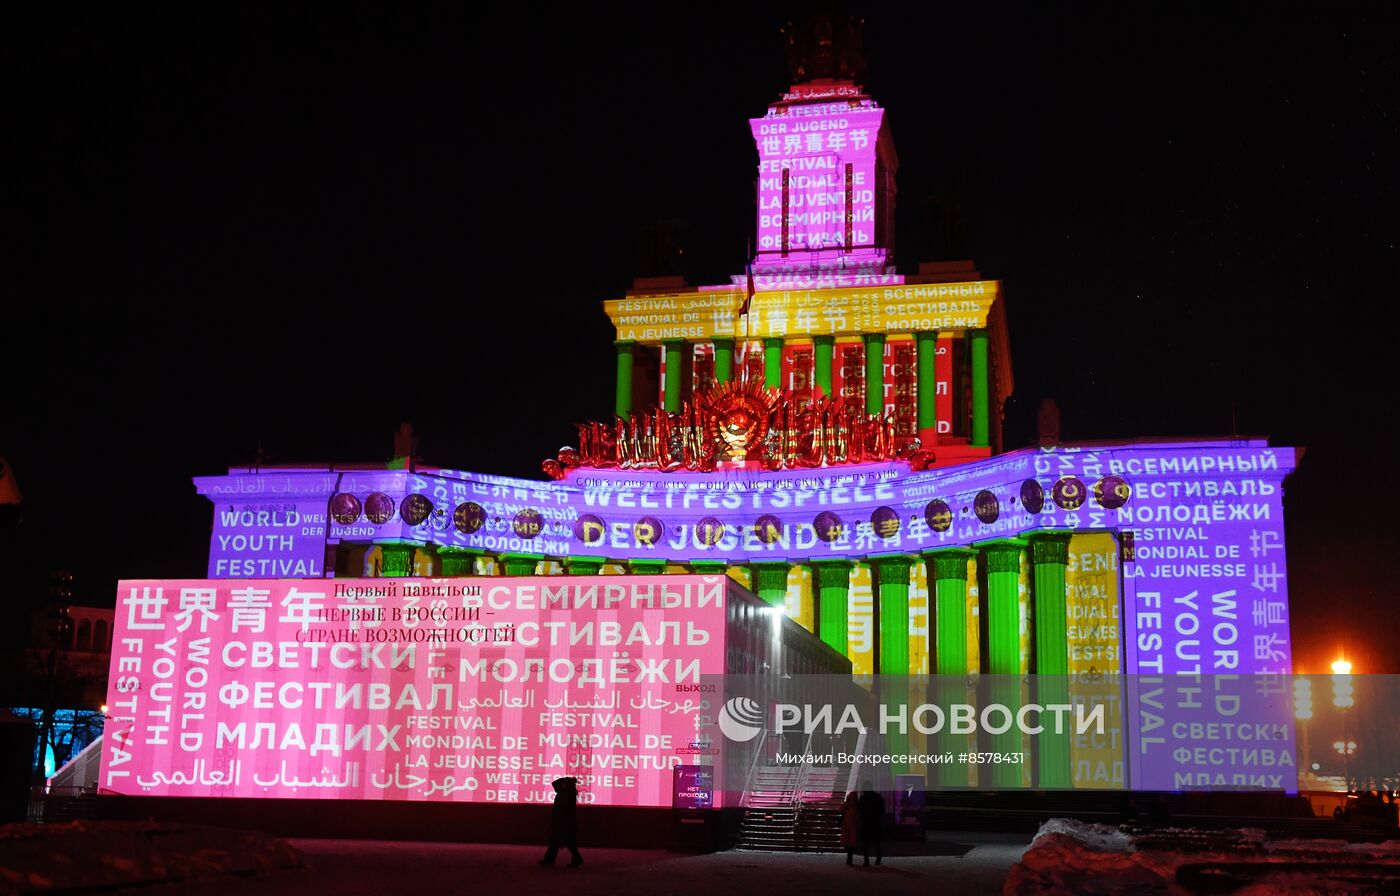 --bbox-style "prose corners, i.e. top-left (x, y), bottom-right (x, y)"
top-left (194, 71), bottom-right (1299, 688)
top-left (106, 41), bottom-right (1301, 807)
